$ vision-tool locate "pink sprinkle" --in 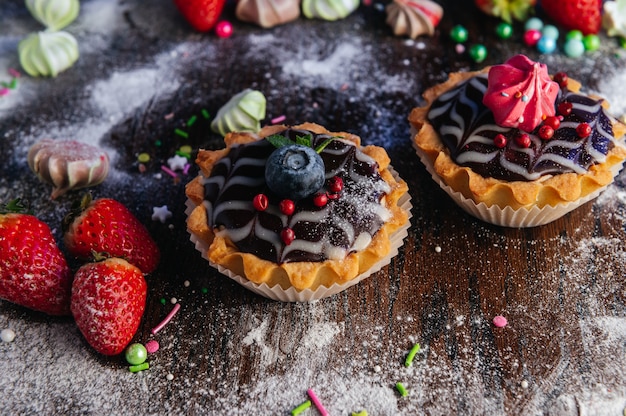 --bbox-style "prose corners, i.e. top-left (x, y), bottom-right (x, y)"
top-left (0, 88), bottom-right (9, 97)
top-left (151, 303), bottom-right (181, 335)
top-left (455, 44), bottom-right (466, 54)
top-left (161, 165), bottom-right (178, 178)
top-left (145, 340), bottom-right (160, 354)
top-left (493, 315), bottom-right (508, 328)
top-left (8, 68), bottom-right (20, 78)
top-left (183, 163), bottom-right (191, 175)
top-left (307, 389), bottom-right (329, 416)
top-left (271, 115), bottom-right (286, 124)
